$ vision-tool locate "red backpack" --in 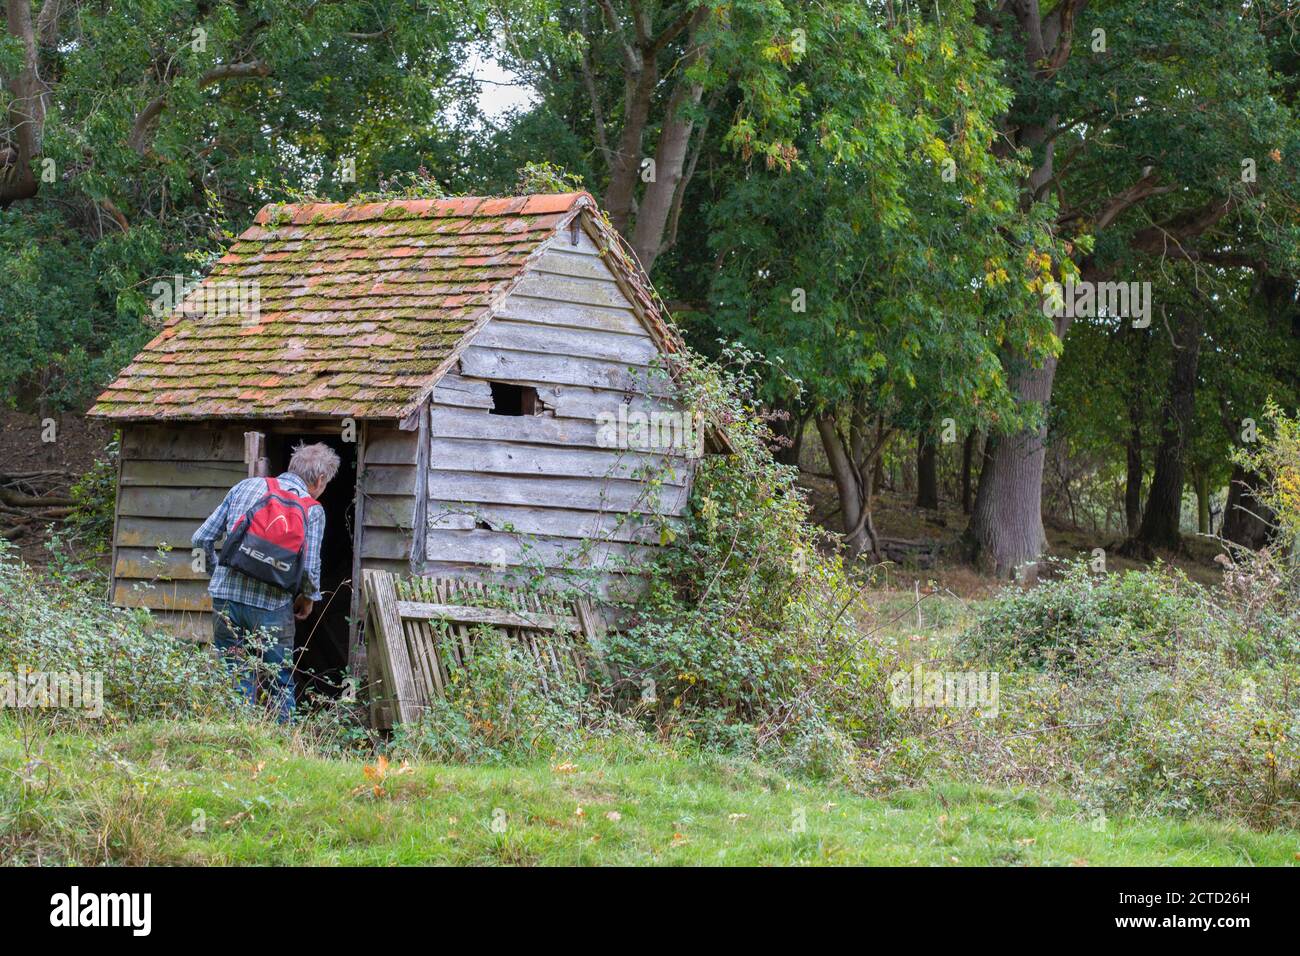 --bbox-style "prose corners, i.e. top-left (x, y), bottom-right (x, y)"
top-left (219, 477), bottom-right (319, 591)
